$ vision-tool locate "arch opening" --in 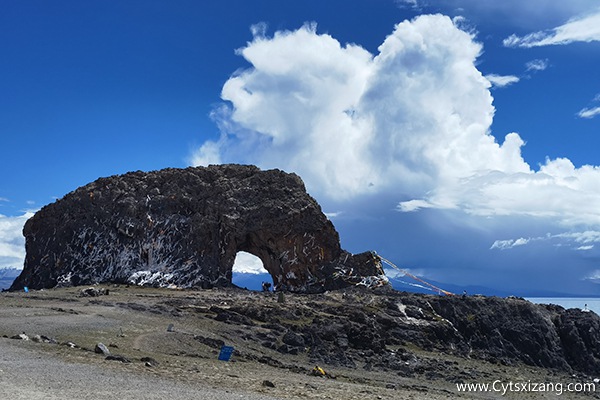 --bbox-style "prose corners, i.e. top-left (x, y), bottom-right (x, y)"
top-left (231, 251), bottom-right (272, 291)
